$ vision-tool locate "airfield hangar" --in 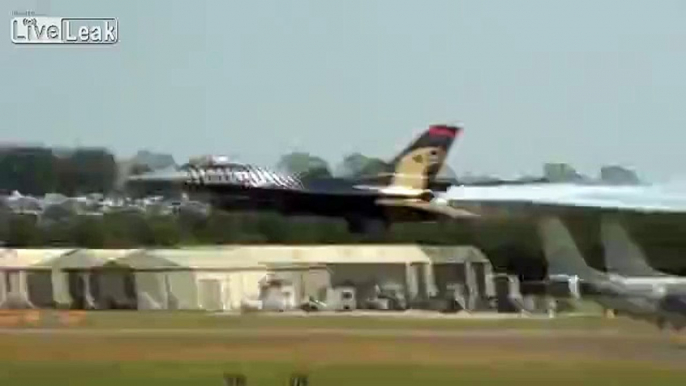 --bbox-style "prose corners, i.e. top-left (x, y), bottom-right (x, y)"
top-left (0, 245), bottom-right (494, 312)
